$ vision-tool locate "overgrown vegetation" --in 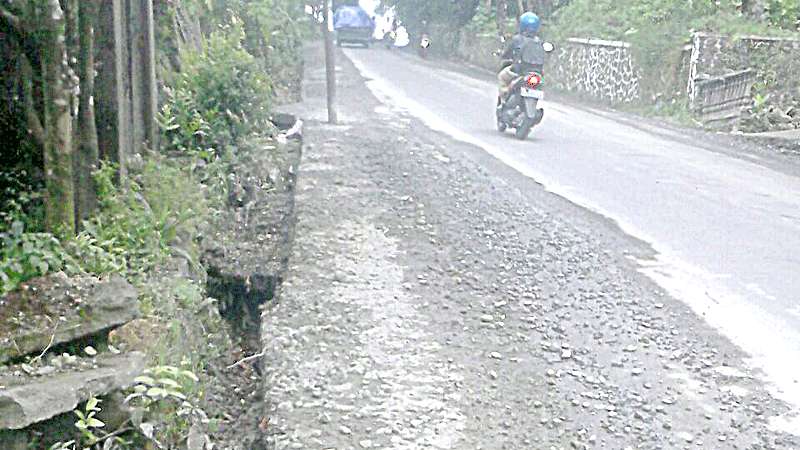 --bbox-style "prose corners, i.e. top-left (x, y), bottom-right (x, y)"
top-left (0, 0), bottom-right (306, 293)
top-left (0, 159), bottom-right (206, 295)
top-left (0, 0), bottom-right (308, 447)
top-left (161, 21), bottom-right (274, 159)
